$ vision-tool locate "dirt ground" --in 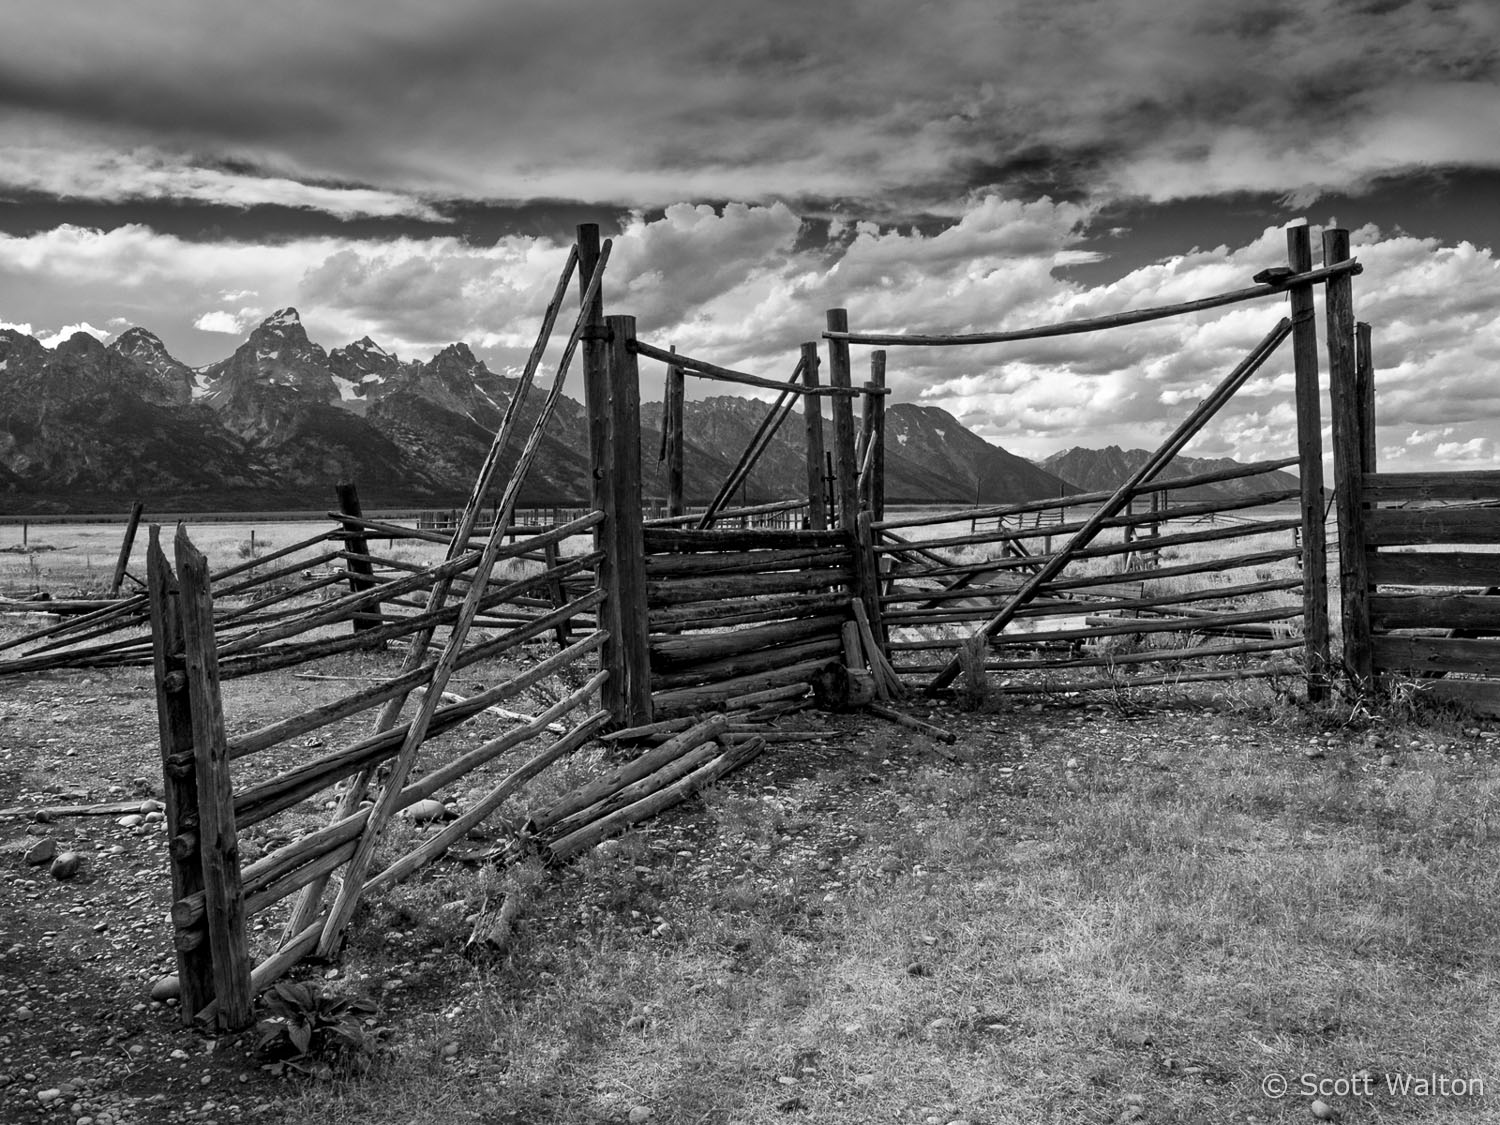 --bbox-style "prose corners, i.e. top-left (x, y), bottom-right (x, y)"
top-left (0, 659), bottom-right (1491, 1125)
